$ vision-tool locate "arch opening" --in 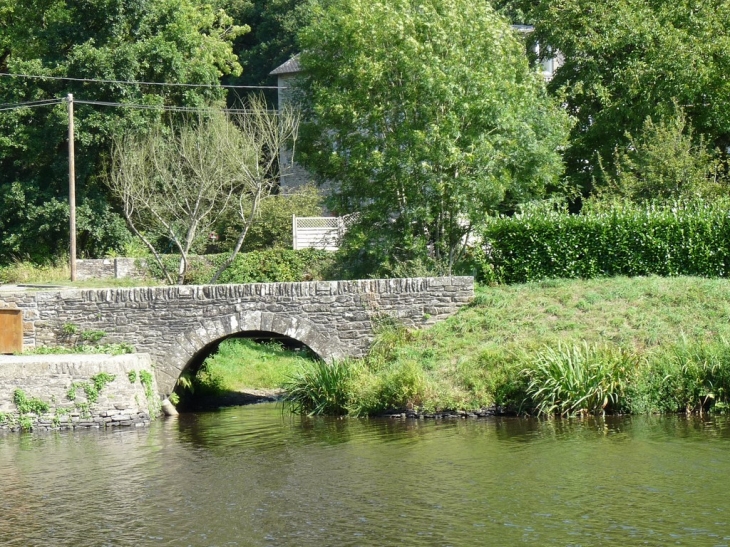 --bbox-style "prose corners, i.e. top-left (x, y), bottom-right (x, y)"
top-left (158, 312), bottom-right (346, 399)
top-left (172, 329), bottom-right (322, 411)
top-left (183, 330), bottom-right (322, 376)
